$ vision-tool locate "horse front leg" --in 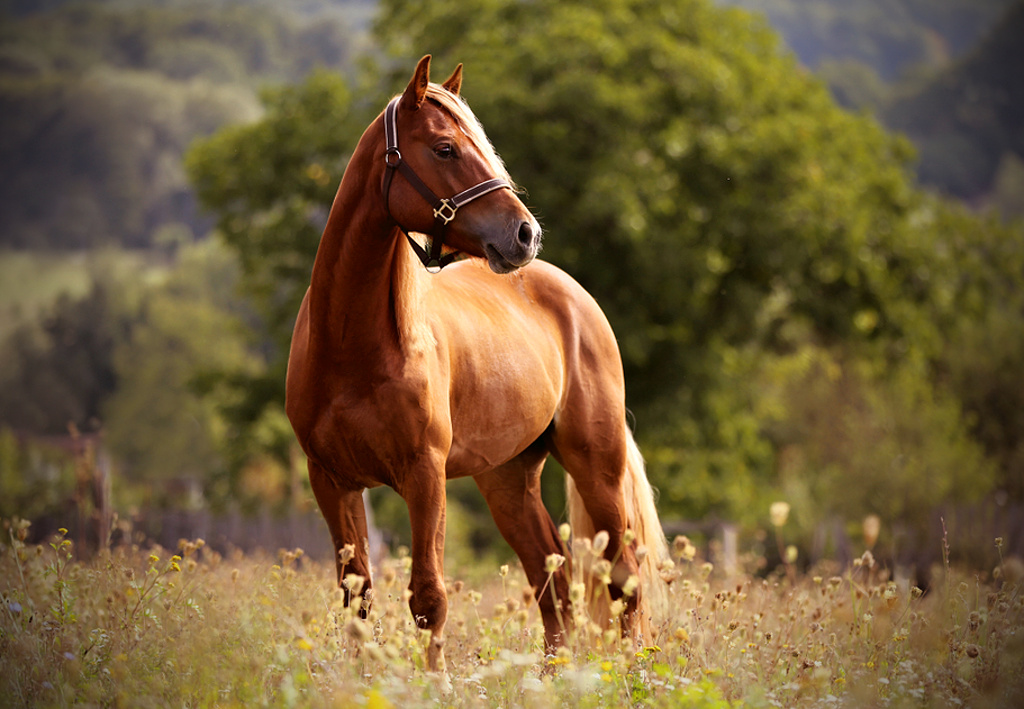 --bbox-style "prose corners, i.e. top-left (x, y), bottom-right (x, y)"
top-left (400, 467), bottom-right (449, 673)
top-left (308, 461), bottom-right (373, 613)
